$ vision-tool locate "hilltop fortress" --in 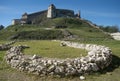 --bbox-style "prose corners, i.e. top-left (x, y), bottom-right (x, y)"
top-left (12, 4), bottom-right (80, 25)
